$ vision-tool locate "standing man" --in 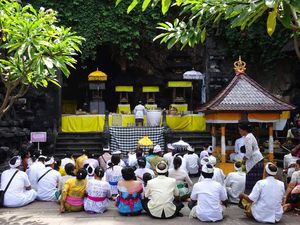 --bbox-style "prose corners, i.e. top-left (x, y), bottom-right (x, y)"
top-left (239, 163), bottom-right (285, 223)
top-left (133, 101), bottom-right (147, 126)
